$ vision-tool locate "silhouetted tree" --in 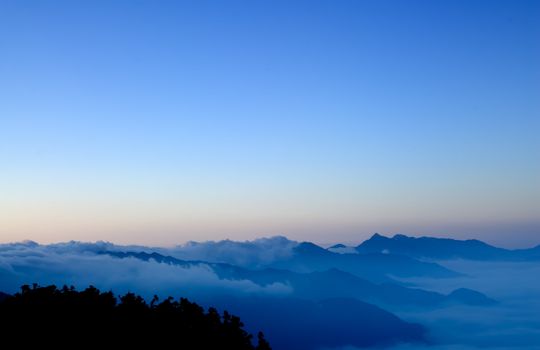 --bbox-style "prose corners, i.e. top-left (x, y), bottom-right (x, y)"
top-left (257, 331), bottom-right (272, 350)
top-left (0, 284), bottom-right (271, 349)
